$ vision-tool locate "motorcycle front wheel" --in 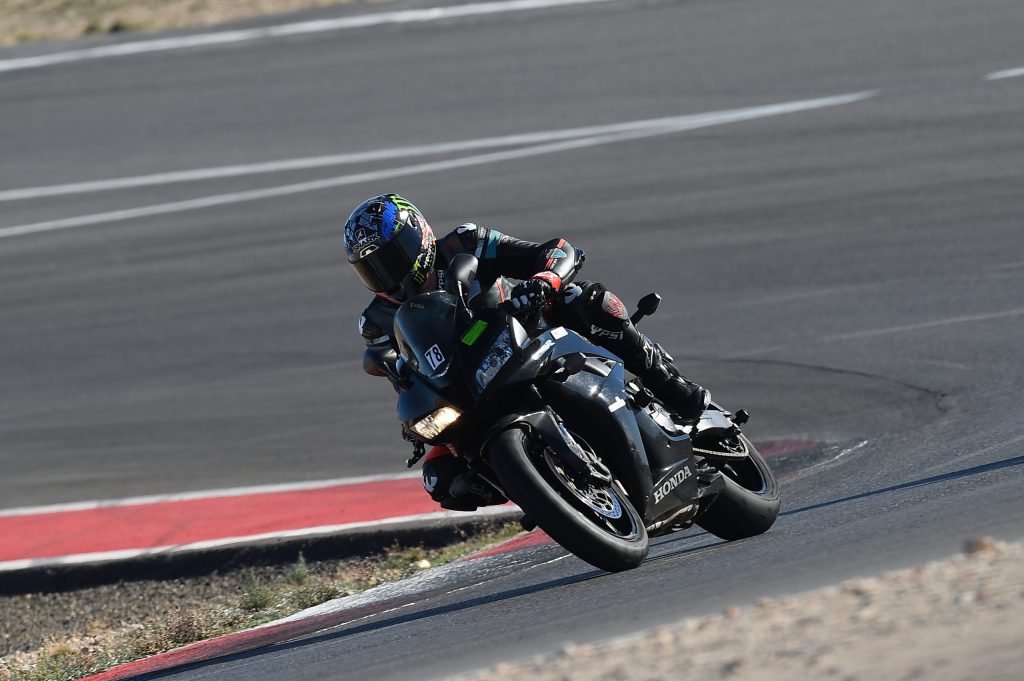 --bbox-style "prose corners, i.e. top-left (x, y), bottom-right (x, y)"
top-left (488, 426), bottom-right (648, 573)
